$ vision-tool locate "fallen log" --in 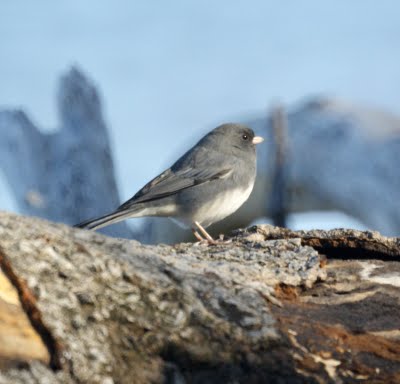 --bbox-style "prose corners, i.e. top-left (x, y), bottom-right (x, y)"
top-left (0, 212), bottom-right (399, 383)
